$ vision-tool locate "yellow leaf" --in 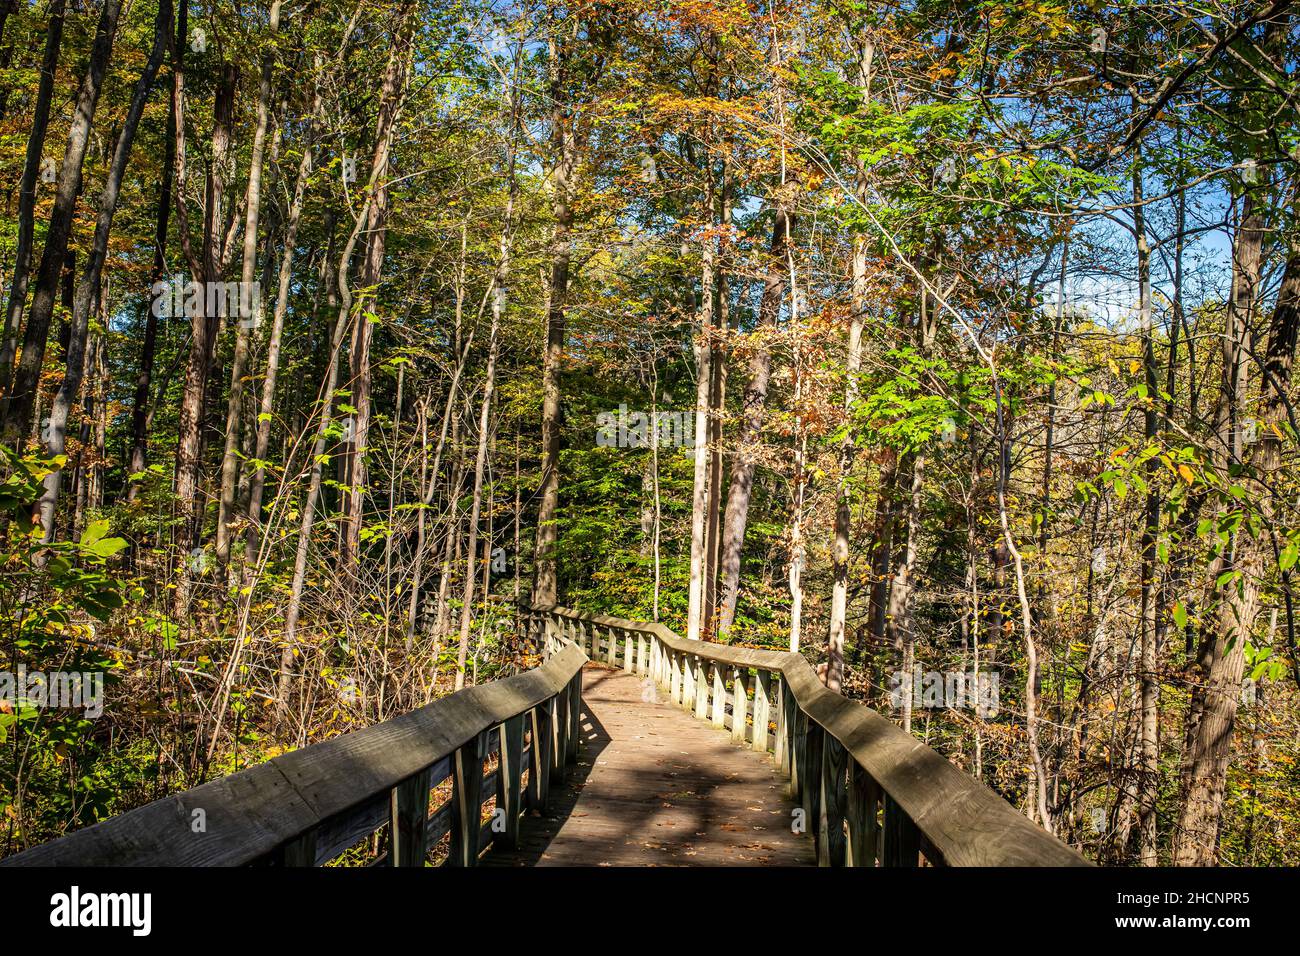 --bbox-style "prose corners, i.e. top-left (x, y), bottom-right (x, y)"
top-left (1178, 464), bottom-right (1194, 484)
top-left (1129, 360), bottom-right (1141, 374)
